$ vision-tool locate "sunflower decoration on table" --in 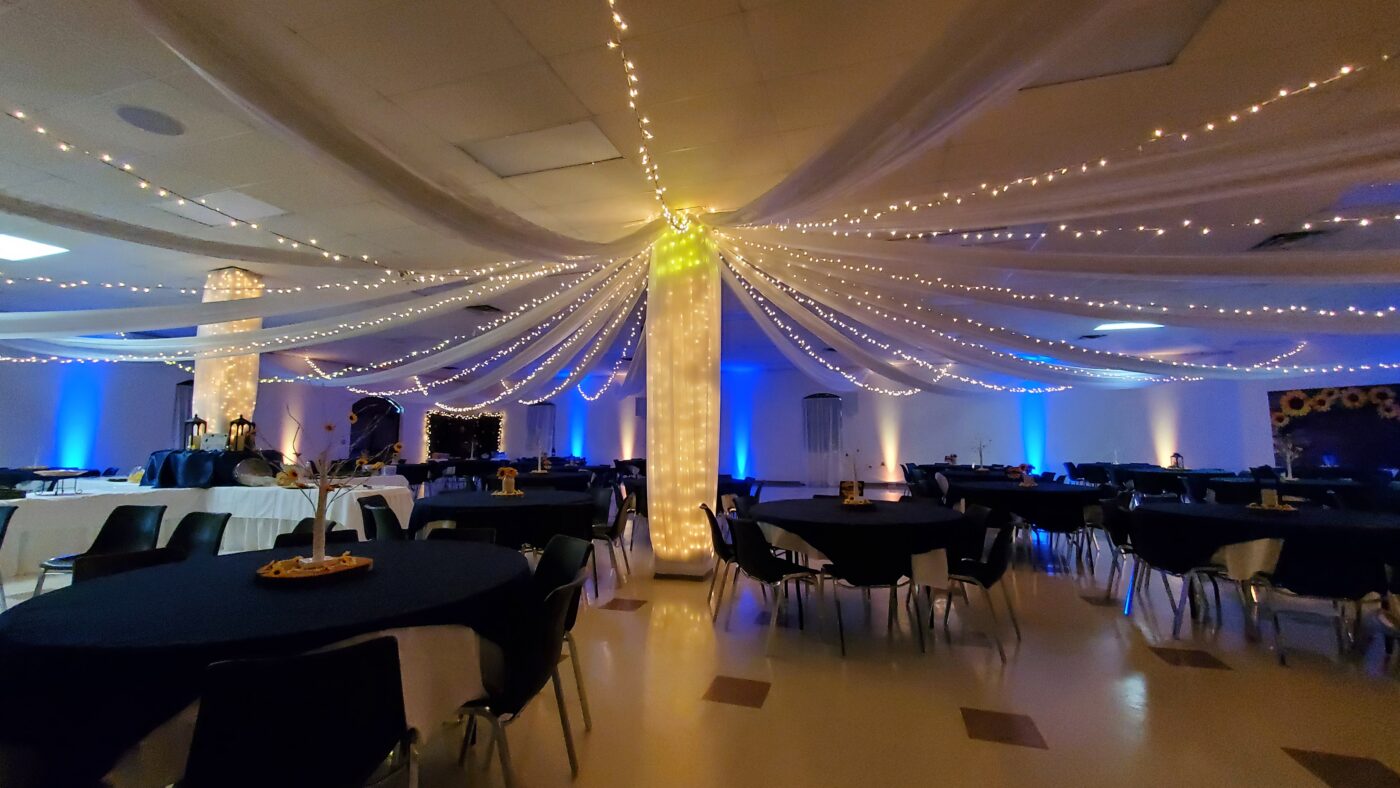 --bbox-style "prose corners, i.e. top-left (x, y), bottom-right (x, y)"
top-left (1339, 387), bottom-right (1369, 409)
top-left (1369, 385), bottom-right (1397, 407)
top-left (1277, 390), bottom-right (1312, 417)
top-left (347, 411), bottom-right (359, 425)
top-left (1270, 411), bottom-right (1290, 429)
top-left (1380, 402), bottom-right (1400, 420)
